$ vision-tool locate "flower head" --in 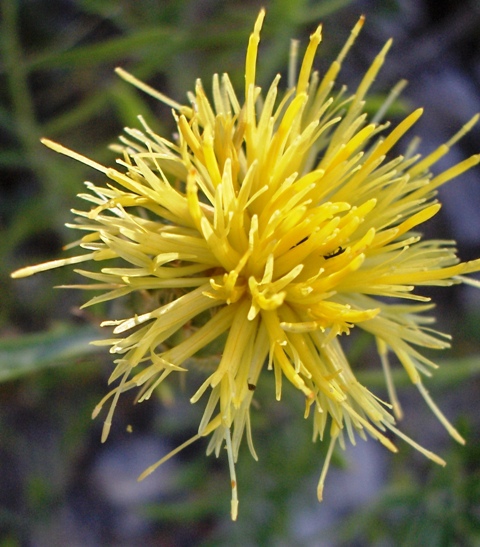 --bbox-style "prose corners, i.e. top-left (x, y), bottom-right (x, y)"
top-left (12, 10), bottom-right (480, 520)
